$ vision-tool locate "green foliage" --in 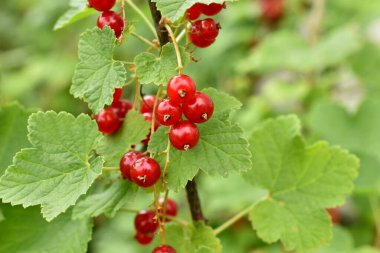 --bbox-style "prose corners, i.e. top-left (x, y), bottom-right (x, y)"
top-left (134, 44), bottom-right (190, 85)
top-left (245, 116), bottom-right (359, 252)
top-left (71, 26), bottom-right (127, 114)
top-left (0, 112), bottom-right (103, 221)
top-left (0, 204), bottom-right (92, 253)
top-left (54, 0), bottom-right (95, 30)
